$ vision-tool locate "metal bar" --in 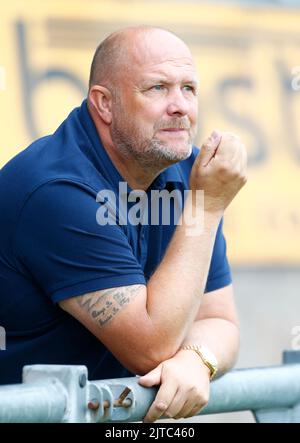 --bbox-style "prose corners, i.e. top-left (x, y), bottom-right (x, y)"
top-left (283, 350), bottom-right (300, 364)
top-left (204, 365), bottom-right (300, 415)
top-left (1, 364), bottom-right (300, 422)
top-left (92, 364), bottom-right (300, 422)
top-left (0, 380), bottom-right (67, 423)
